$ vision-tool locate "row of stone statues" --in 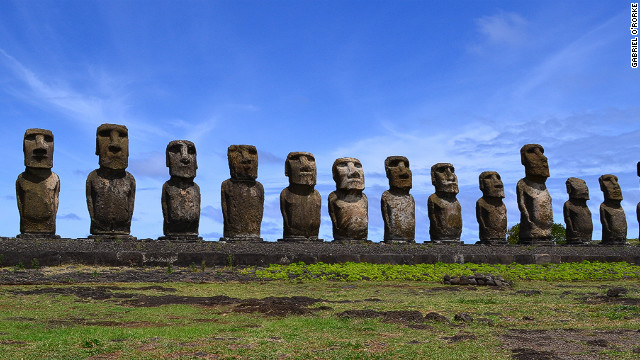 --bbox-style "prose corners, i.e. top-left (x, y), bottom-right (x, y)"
top-left (14, 124), bottom-right (636, 245)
